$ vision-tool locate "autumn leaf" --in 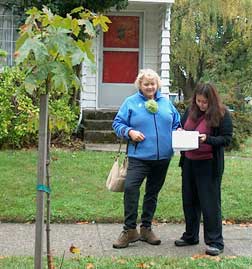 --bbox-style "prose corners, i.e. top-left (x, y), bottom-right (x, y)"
top-left (151, 219), bottom-right (159, 225)
top-left (191, 254), bottom-right (221, 262)
top-left (137, 262), bottom-right (150, 268)
top-left (226, 256), bottom-right (237, 259)
top-left (69, 244), bottom-right (80, 254)
top-left (20, 24), bottom-right (30, 33)
top-left (92, 15), bottom-right (111, 32)
top-left (239, 223), bottom-right (252, 227)
top-left (222, 219), bottom-right (235, 225)
top-left (76, 221), bottom-right (89, 224)
top-left (191, 254), bottom-right (208, 260)
top-left (86, 263), bottom-right (95, 269)
top-left (116, 258), bottom-right (127, 264)
top-left (14, 51), bottom-right (20, 58)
